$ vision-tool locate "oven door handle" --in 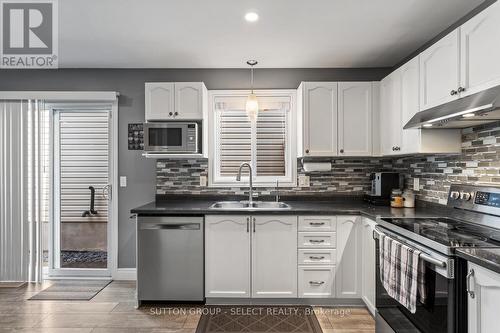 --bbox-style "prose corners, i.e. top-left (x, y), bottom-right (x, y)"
top-left (373, 229), bottom-right (447, 268)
